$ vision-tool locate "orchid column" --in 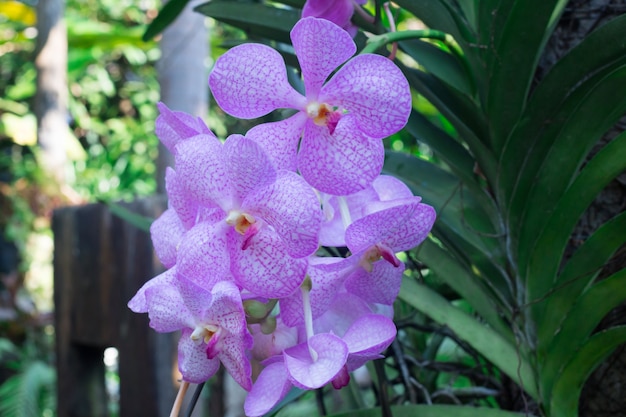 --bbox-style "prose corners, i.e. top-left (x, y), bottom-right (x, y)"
top-left (129, 15), bottom-right (435, 417)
